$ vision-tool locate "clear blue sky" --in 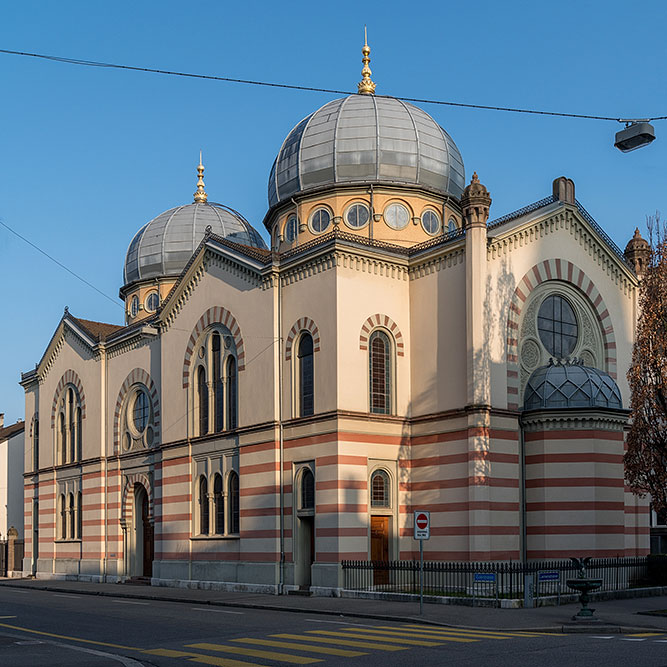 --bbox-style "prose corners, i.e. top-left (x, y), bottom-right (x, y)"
top-left (1, 0), bottom-right (666, 424)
